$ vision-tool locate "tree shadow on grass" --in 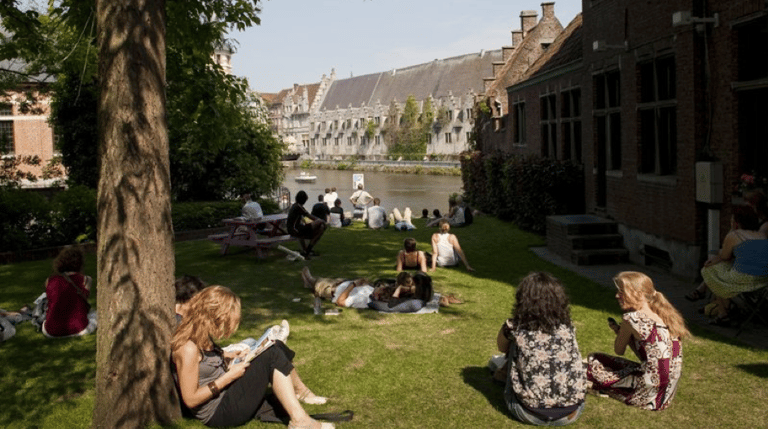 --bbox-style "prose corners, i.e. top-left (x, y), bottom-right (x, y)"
top-left (0, 326), bottom-right (96, 428)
